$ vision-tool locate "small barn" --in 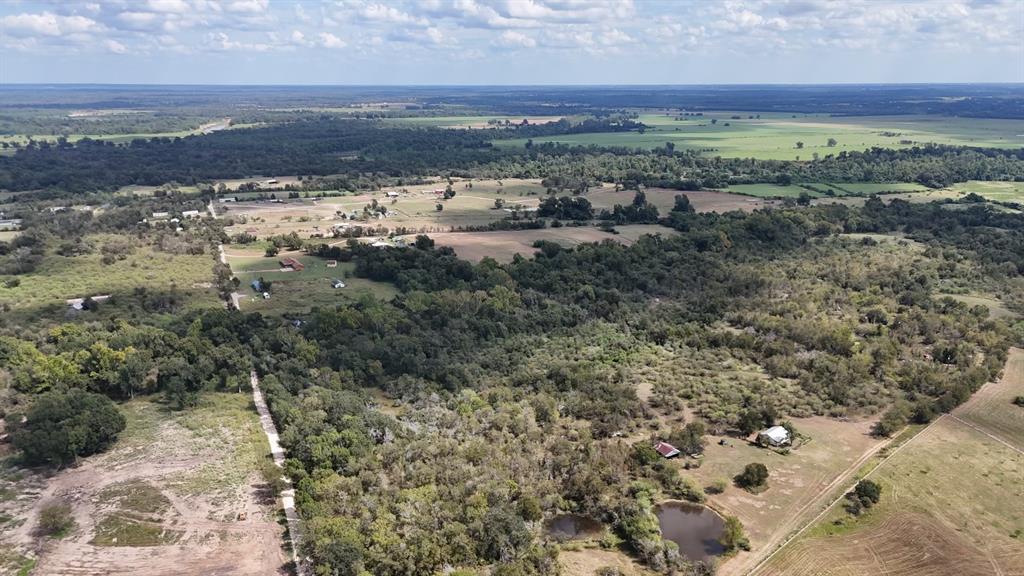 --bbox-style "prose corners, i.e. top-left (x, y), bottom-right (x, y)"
top-left (331, 279), bottom-right (346, 289)
top-left (654, 441), bottom-right (681, 459)
top-left (757, 425), bottom-right (791, 447)
top-left (279, 257), bottom-right (304, 271)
